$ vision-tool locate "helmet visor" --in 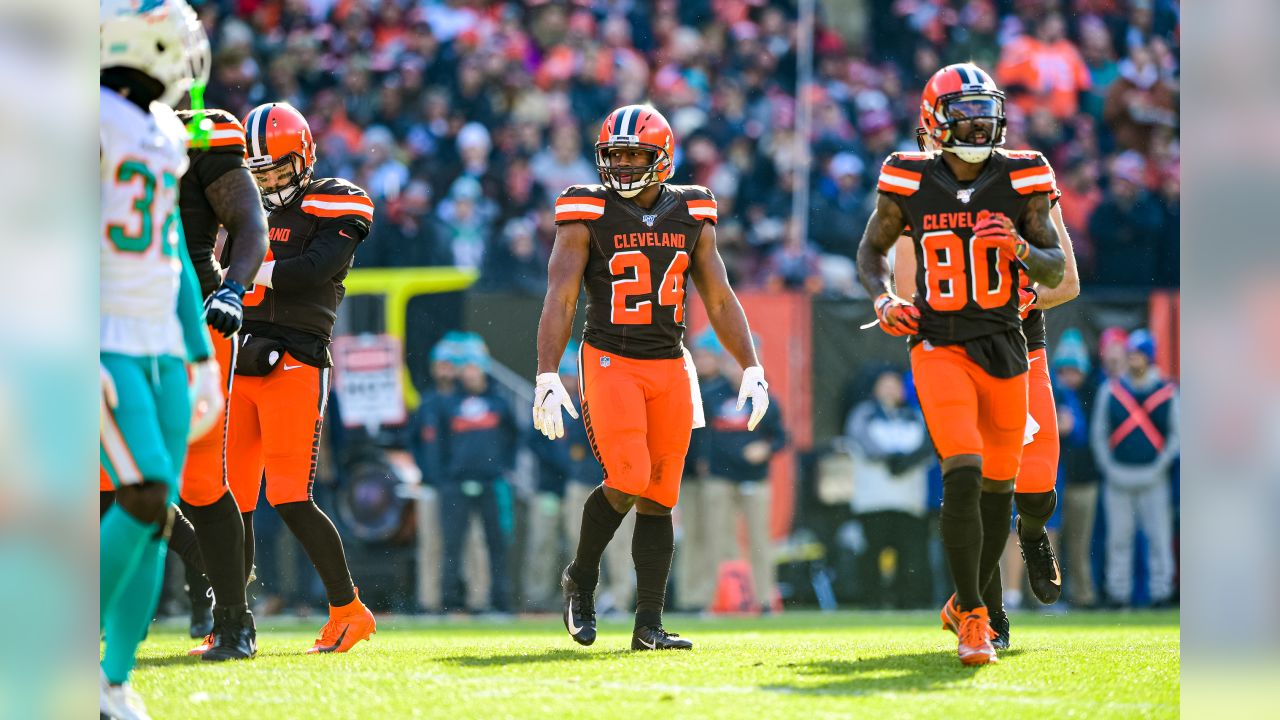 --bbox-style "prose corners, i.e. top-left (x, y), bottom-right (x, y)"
top-left (942, 95), bottom-right (1003, 144)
